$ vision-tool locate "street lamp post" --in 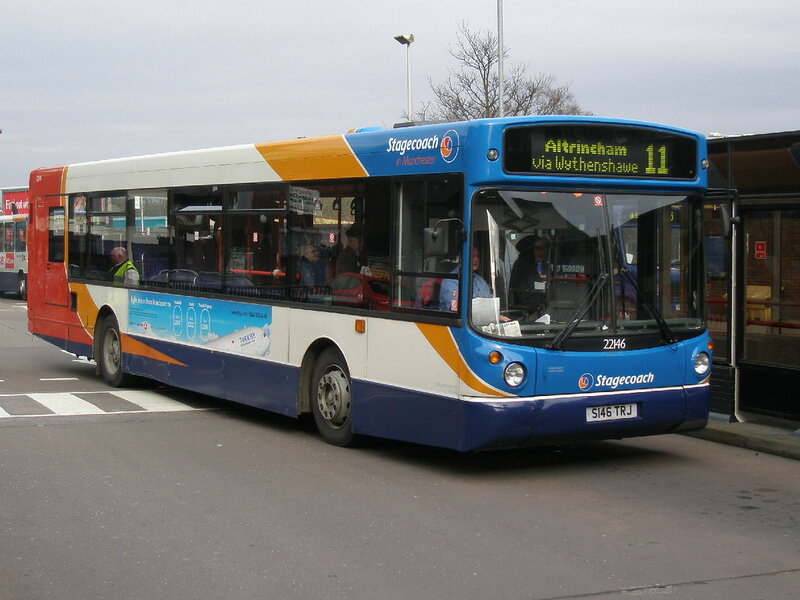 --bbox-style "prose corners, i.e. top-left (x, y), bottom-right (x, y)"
top-left (394, 34), bottom-right (415, 120)
top-left (497, 0), bottom-right (505, 117)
